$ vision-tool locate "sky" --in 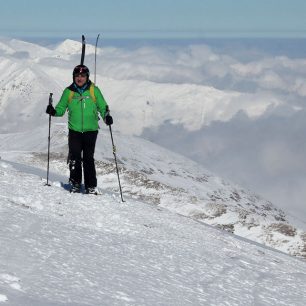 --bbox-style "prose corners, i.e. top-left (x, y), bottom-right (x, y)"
top-left (1, 0), bottom-right (306, 38)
